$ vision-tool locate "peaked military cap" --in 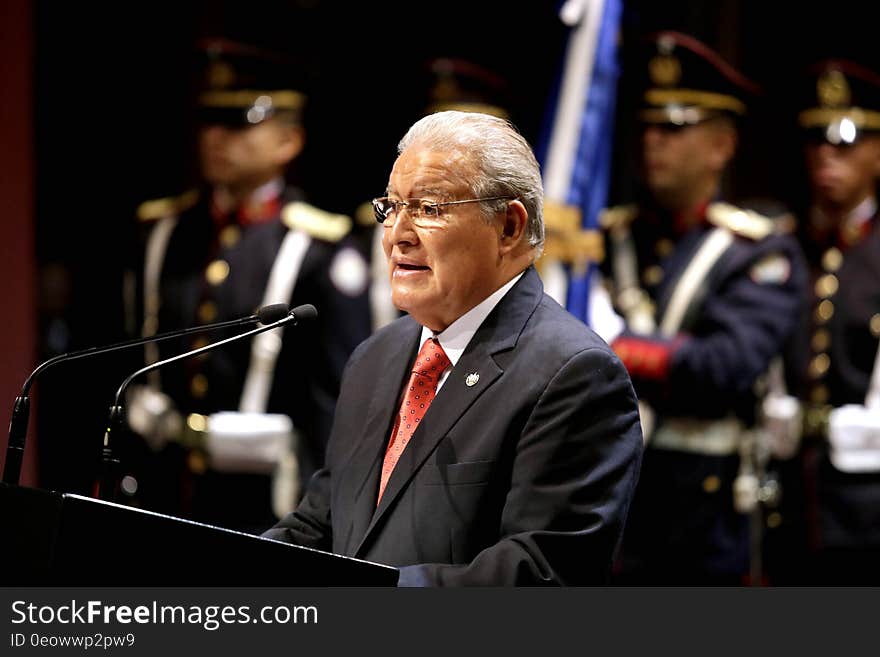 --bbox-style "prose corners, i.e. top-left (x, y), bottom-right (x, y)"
top-left (195, 38), bottom-right (308, 127)
top-left (424, 57), bottom-right (510, 120)
top-left (638, 31), bottom-right (760, 126)
top-left (797, 59), bottom-right (880, 145)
